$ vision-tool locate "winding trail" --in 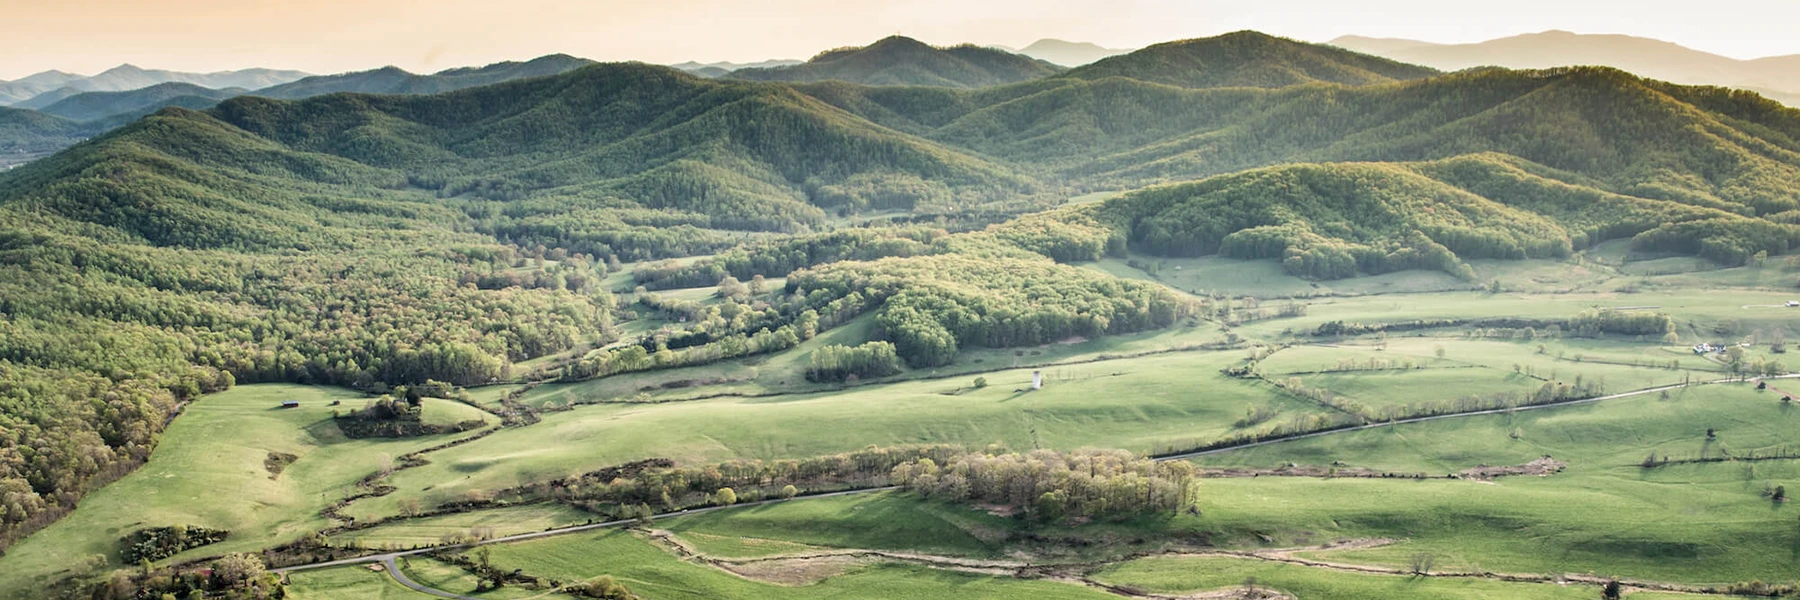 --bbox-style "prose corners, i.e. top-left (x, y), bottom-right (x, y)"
top-left (276, 374), bottom-right (1788, 597)
top-left (274, 488), bottom-right (890, 574)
